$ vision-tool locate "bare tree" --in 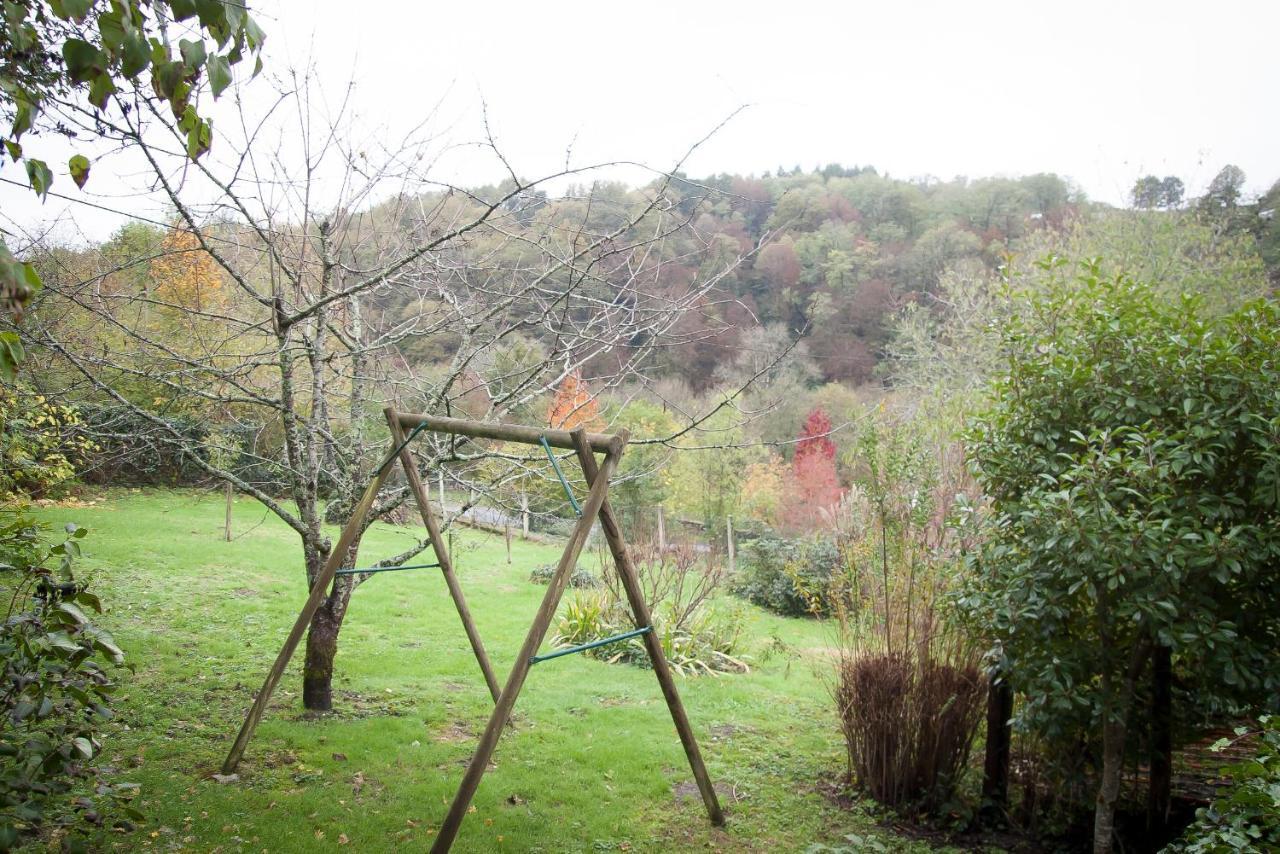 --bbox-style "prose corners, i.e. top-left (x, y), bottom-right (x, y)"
top-left (14, 69), bottom-right (765, 709)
